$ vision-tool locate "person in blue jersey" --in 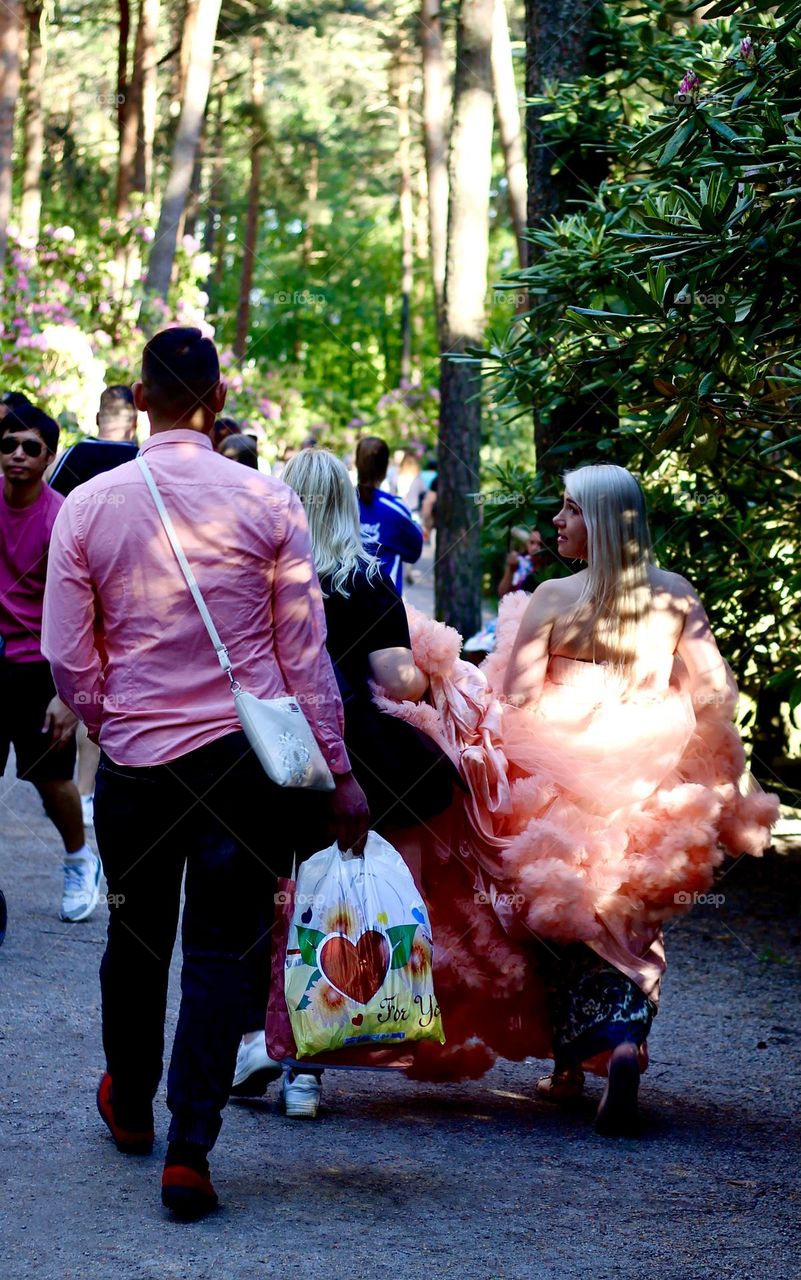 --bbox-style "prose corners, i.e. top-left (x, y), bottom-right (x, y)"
top-left (356, 435), bottom-right (422, 593)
